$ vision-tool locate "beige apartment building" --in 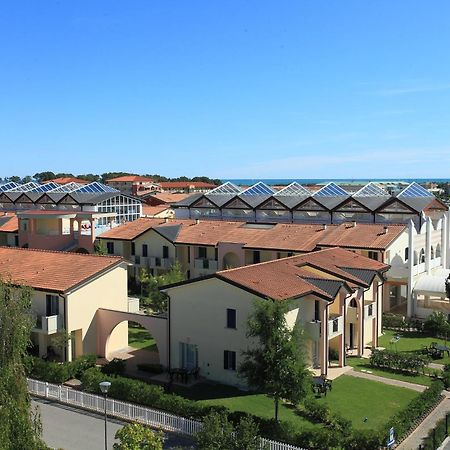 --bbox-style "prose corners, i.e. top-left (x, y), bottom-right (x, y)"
top-left (162, 248), bottom-right (389, 386)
